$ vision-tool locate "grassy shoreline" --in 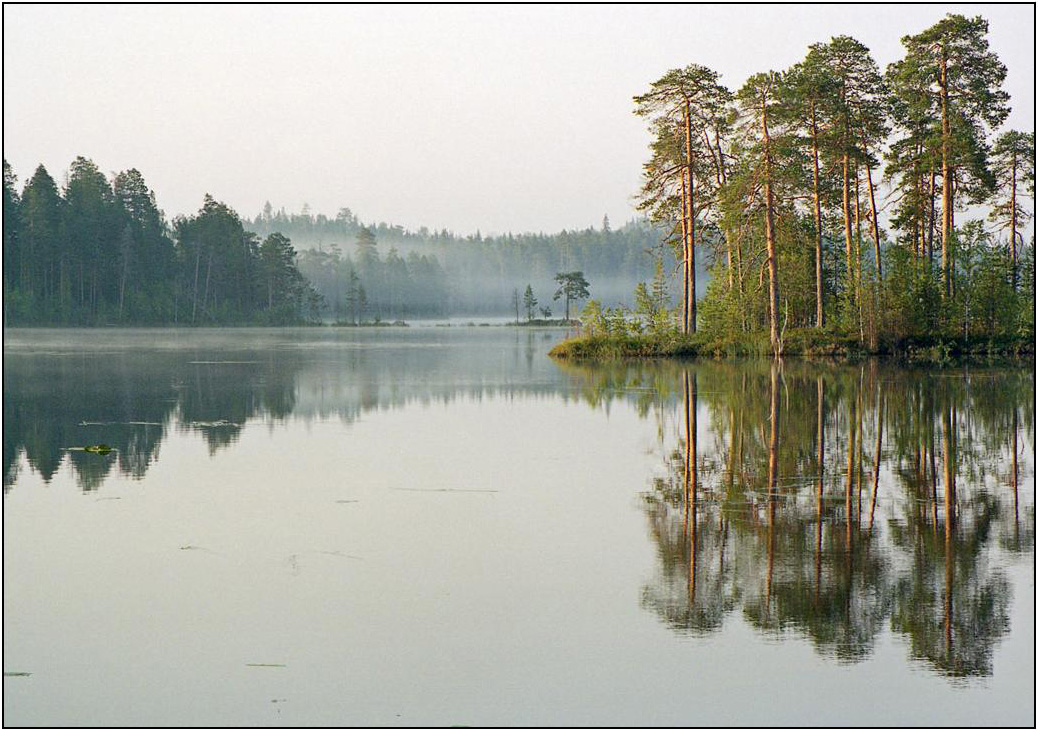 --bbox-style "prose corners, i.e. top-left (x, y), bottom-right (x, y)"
top-left (549, 328), bottom-right (1035, 364)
